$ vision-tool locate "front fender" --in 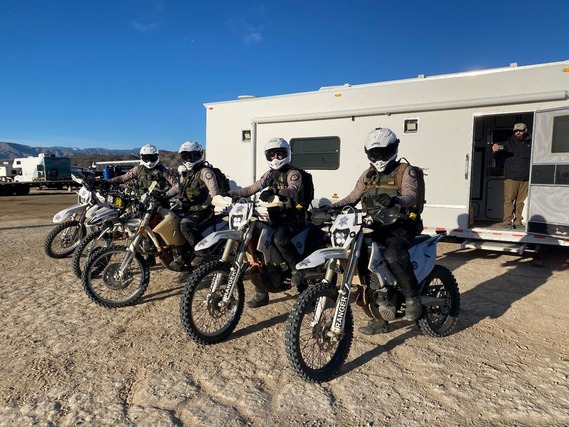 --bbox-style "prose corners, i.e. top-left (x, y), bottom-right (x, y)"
top-left (296, 247), bottom-right (350, 269)
top-left (52, 203), bottom-right (86, 223)
top-left (195, 230), bottom-right (243, 251)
